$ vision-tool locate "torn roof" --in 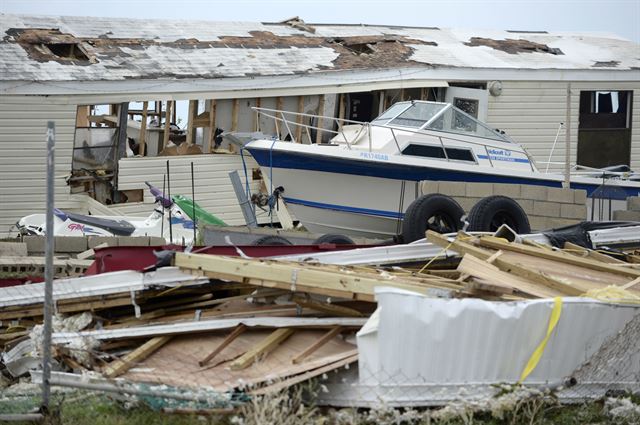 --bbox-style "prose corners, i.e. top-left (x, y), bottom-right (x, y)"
top-left (1, 13), bottom-right (639, 86)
